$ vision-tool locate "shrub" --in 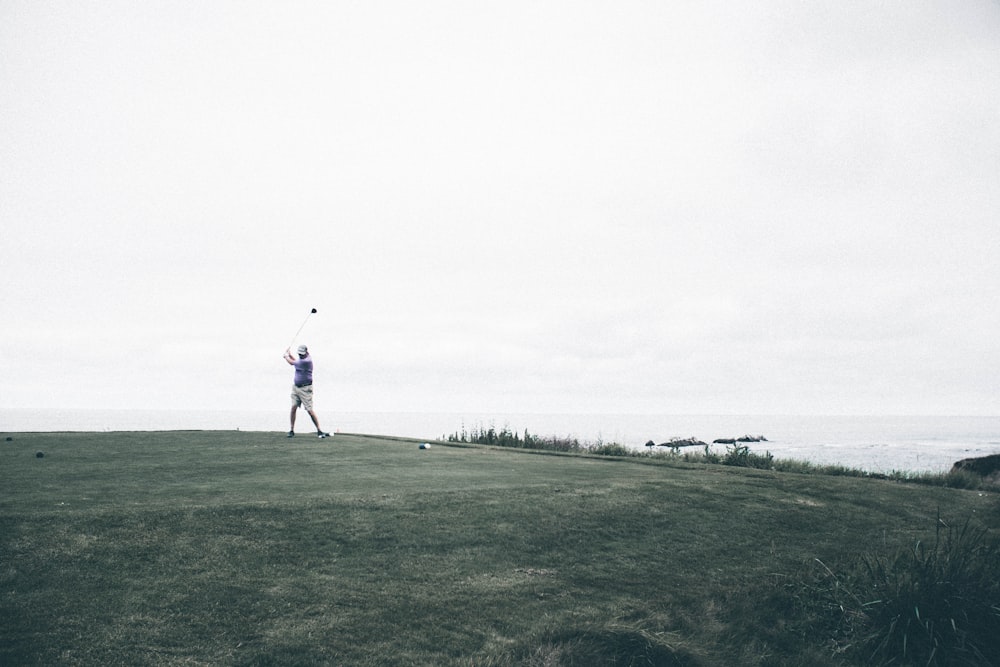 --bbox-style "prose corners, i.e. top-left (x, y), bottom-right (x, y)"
top-left (700, 445), bottom-right (721, 464)
top-left (589, 442), bottom-right (631, 457)
top-left (722, 444), bottom-right (774, 469)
